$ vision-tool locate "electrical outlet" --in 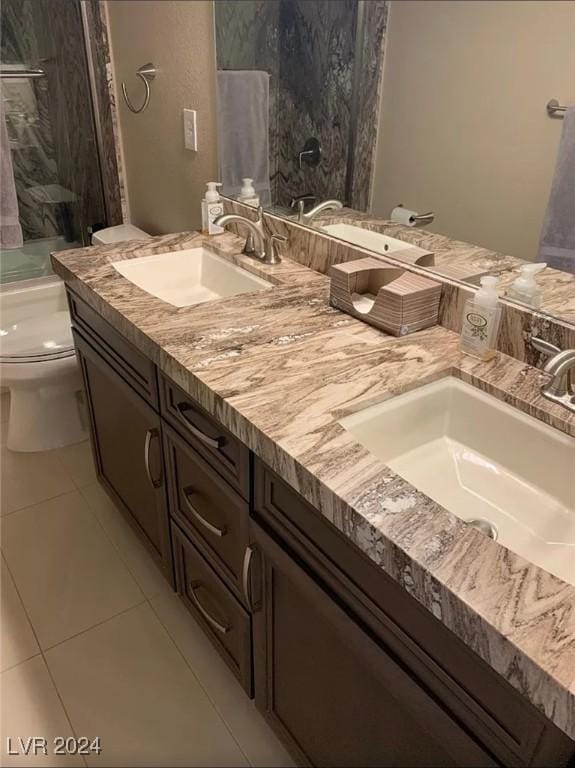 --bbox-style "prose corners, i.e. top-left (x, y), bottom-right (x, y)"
top-left (183, 109), bottom-right (198, 151)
